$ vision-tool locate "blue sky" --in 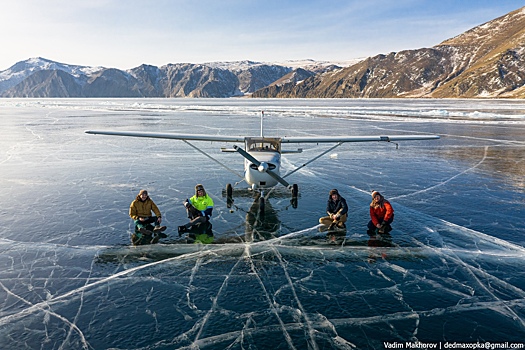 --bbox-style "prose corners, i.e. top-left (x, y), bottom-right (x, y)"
top-left (0, 0), bottom-right (523, 70)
